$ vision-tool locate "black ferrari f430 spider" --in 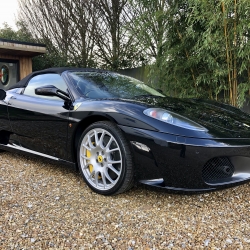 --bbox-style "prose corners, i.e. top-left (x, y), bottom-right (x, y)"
top-left (1, 68), bottom-right (250, 195)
